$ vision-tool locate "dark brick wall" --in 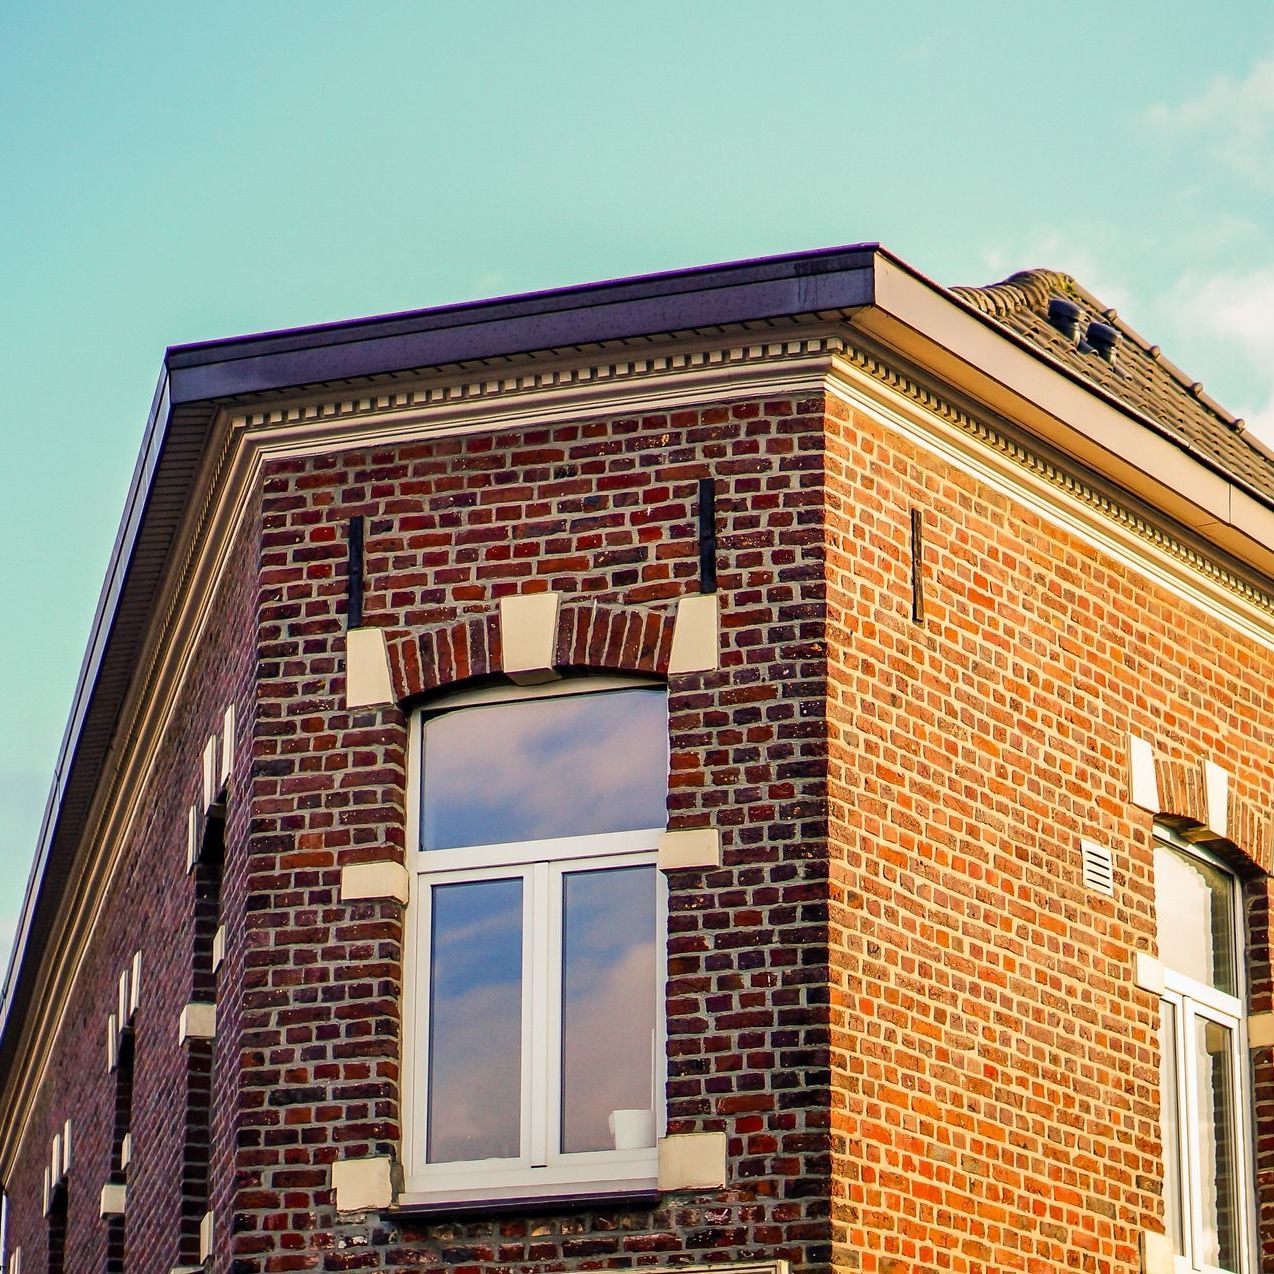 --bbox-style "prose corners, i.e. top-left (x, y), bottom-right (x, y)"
top-left (2, 503), bottom-right (258, 1274)
top-left (233, 395), bottom-right (832, 1273)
